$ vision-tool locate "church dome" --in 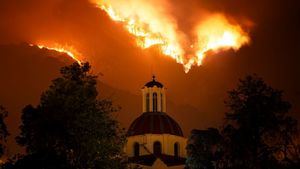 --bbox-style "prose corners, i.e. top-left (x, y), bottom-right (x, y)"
top-left (144, 76), bottom-right (163, 88)
top-left (127, 112), bottom-right (183, 137)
